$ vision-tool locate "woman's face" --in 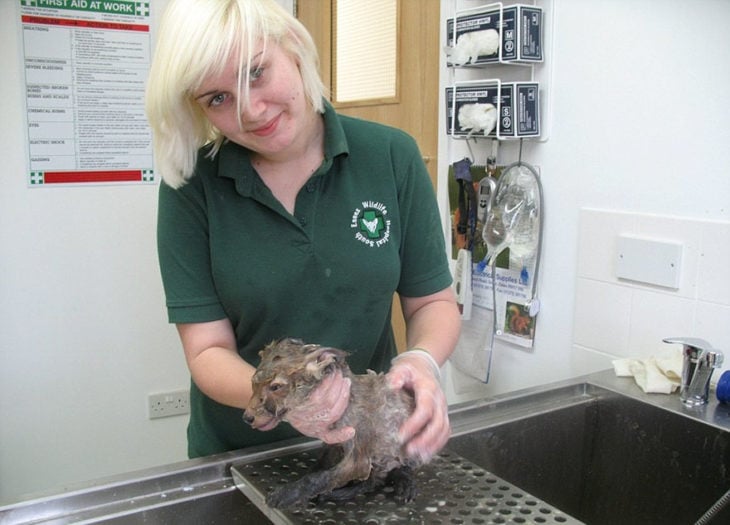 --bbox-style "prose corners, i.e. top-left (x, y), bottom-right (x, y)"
top-left (194, 42), bottom-right (312, 160)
